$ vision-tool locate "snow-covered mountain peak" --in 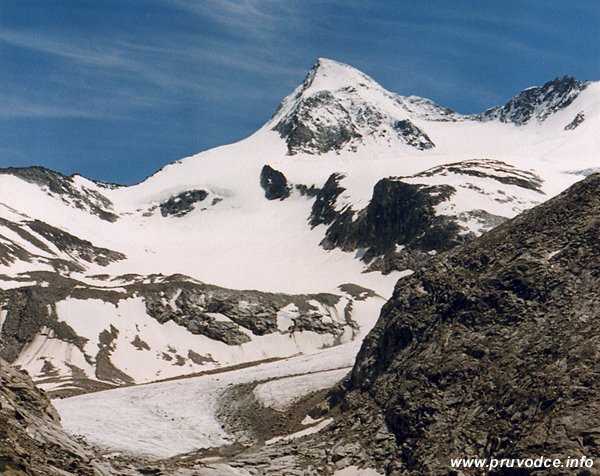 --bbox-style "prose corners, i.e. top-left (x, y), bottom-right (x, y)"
top-left (268, 58), bottom-right (459, 156)
top-left (300, 58), bottom-right (381, 95)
